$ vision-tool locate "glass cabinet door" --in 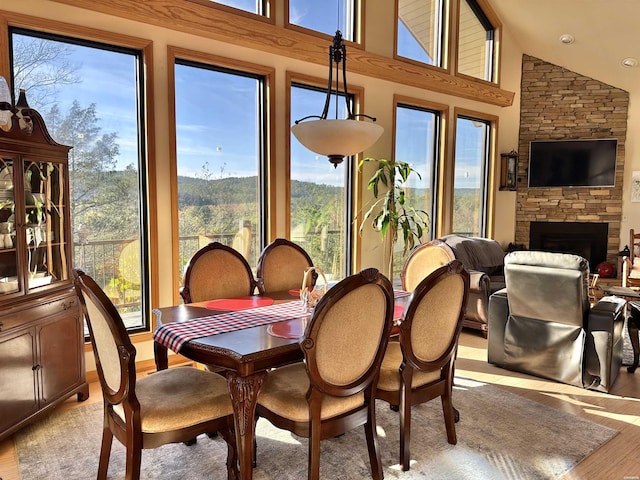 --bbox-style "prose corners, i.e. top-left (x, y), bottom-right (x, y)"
top-left (23, 159), bottom-right (68, 291)
top-left (0, 157), bottom-right (17, 295)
